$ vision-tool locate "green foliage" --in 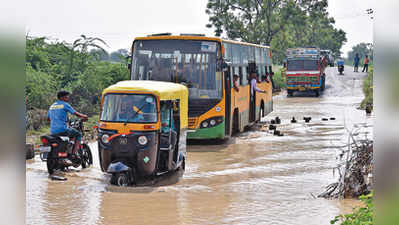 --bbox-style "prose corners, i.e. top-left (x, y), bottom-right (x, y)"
top-left (331, 192), bottom-right (373, 224)
top-left (361, 67), bottom-right (373, 109)
top-left (205, 0), bottom-right (347, 64)
top-left (272, 66), bottom-right (286, 89)
top-left (26, 63), bottom-right (57, 109)
top-left (25, 36), bottom-right (130, 122)
top-left (110, 49), bottom-right (129, 62)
